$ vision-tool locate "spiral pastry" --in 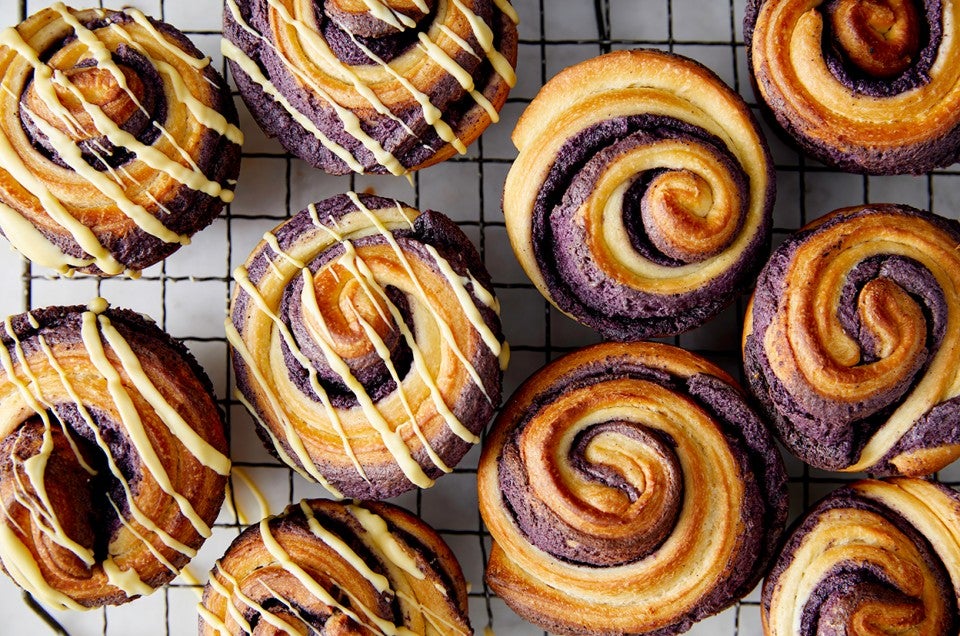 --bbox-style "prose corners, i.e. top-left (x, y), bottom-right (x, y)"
top-left (222, 0), bottom-right (518, 176)
top-left (199, 498), bottom-right (470, 635)
top-left (478, 341), bottom-right (788, 636)
top-left (502, 50), bottom-right (775, 340)
top-left (744, 204), bottom-right (960, 476)
top-left (763, 478), bottom-right (960, 636)
top-left (229, 192), bottom-right (505, 500)
top-left (0, 4), bottom-right (242, 277)
top-left (746, 0), bottom-right (960, 174)
top-left (0, 300), bottom-right (229, 609)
